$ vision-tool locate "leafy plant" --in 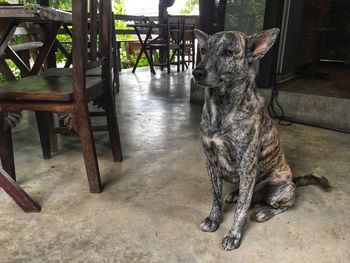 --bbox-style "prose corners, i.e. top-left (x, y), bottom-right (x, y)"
top-left (179, 0), bottom-right (199, 15)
